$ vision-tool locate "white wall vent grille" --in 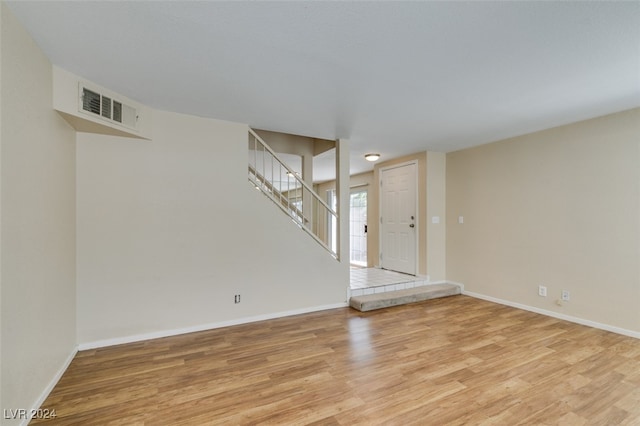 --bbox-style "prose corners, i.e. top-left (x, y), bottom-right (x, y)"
top-left (79, 85), bottom-right (138, 130)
